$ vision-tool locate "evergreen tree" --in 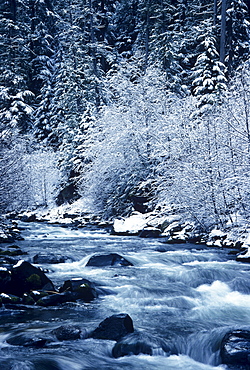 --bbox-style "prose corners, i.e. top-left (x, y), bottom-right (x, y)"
top-left (0, 0), bottom-right (34, 134)
top-left (227, 0), bottom-right (250, 74)
top-left (192, 26), bottom-right (227, 111)
top-left (30, 0), bottom-right (58, 143)
top-left (114, 0), bottom-right (139, 58)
